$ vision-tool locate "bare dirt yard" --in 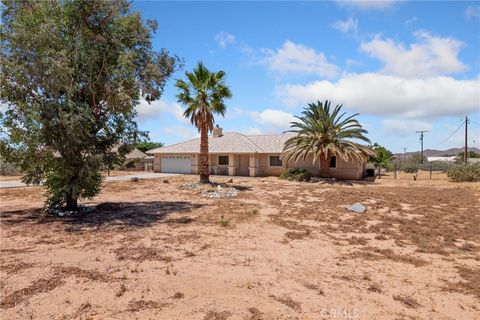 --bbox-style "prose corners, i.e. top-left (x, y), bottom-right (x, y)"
top-left (1, 174), bottom-right (479, 319)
